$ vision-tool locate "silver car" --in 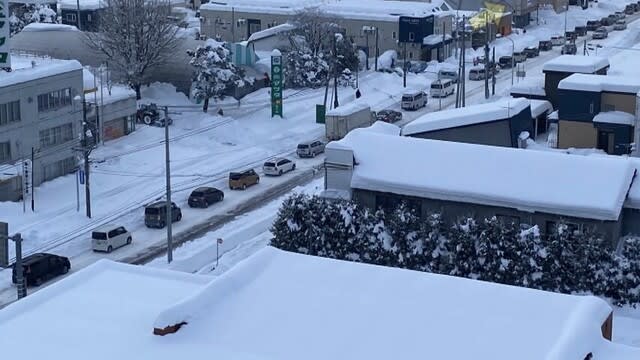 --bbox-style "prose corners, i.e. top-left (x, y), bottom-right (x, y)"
top-left (593, 27), bottom-right (608, 39)
top-left (296, 140), bottom-right (325, 158)
top-left (92, 224), bottom-right (132, 253)
top-left (263, 157), bottom-right (296, 176)
top-left (613, 20), bottom-right (627, 31)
